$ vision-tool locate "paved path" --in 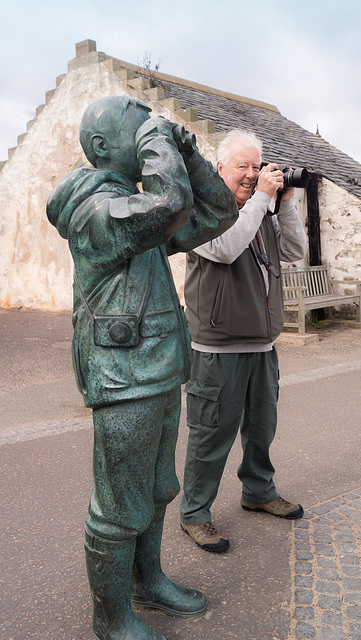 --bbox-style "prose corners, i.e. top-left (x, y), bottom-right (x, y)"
top-left (291, 493), bottom-right (361, 640)
top-left (1, 310), bottom-right (361, 640)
